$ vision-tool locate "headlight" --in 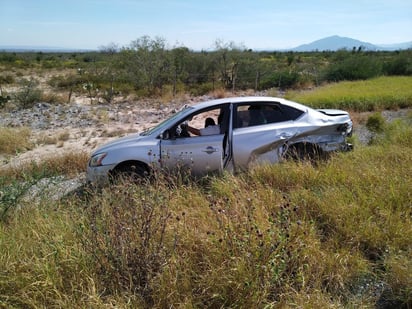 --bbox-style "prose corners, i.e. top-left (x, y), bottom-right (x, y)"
top-left (89, 152), bottom-right (107, 167)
